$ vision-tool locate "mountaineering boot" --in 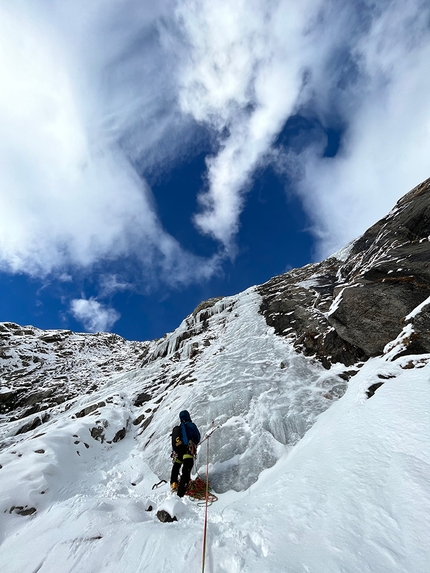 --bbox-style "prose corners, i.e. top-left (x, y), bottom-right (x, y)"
top-left (171, 482), bottom-right (178, 492)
